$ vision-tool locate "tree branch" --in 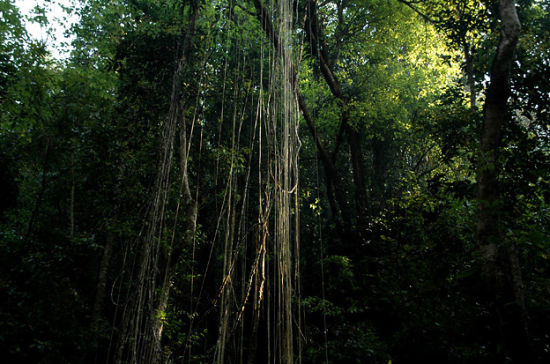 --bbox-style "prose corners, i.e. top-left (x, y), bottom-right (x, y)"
top-left (395, 0), bottom-right (437, 25)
